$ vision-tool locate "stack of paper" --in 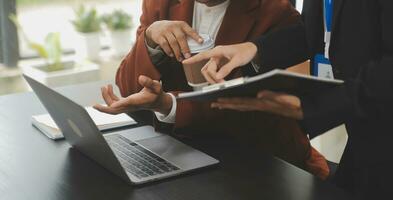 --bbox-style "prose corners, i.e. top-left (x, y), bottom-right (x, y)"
top-left (32, 107), bottom-right (137, 140)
